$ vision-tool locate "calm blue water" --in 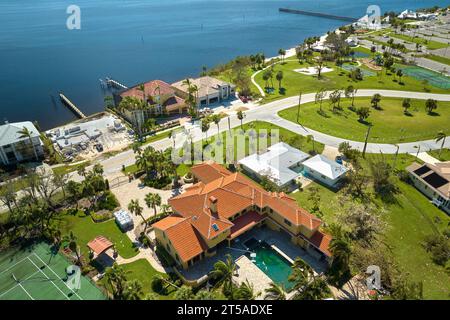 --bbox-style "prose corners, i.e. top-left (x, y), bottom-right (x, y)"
top-left (0, 0), bottom-right (447, 129)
